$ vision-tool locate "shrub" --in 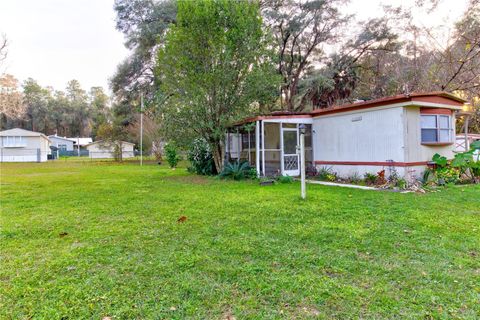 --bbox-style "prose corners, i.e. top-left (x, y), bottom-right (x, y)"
top-left (165, 142), bottom-right (180, 168)
top-left (112, 143), bottom-right (123, 162)
top-left (317, 166), bottom-right (337, 181)
top-left (396, 178), bottom-right (407, 189)
top-left (187, 139), bottom-right (216, 175)
top-left (436, 167), bottom-right (460, 185)
top-left (364, 172), bottom-right (377, 185)
top-left (247, 167), bottom-right (258, 179)
top-left (220, 161), bottom-right (253, 180)
top-left (422, 168), bottom-right (434, 184)
top-left (429, 144), bottom-right (480, 185)
top-left (387, 165), bottom-right (400, 184)
top-left (277, 175), bottom-right (293, 183)
top-left (346, 172), bottom-right (361, 184)
top-left (451, 141), bottom-right (480, 182)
